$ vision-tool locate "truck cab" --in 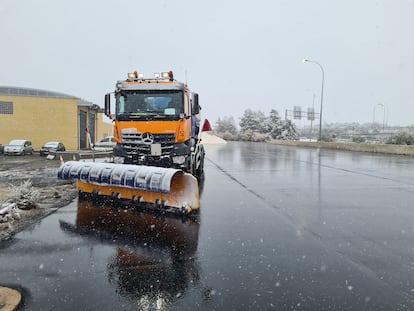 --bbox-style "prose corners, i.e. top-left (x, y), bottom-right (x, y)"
top-left (104, 70), bottom-right (203, 177)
